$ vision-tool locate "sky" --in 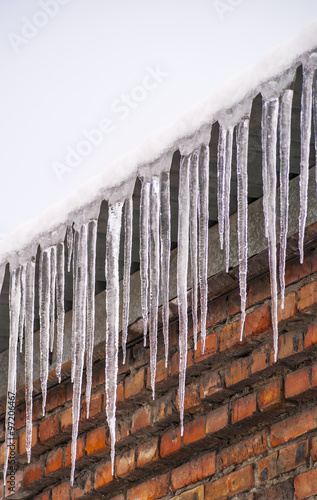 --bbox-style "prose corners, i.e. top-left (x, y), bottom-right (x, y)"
top-left (0, 0), bottom-right (317, 241)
